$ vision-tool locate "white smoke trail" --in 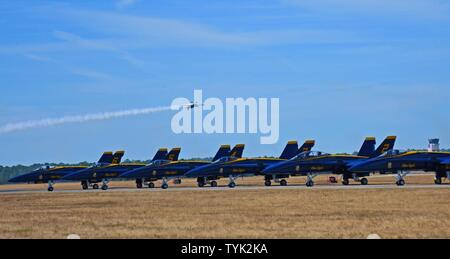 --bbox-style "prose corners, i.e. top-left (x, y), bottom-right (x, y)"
top-left (0, 106), bottom-right (172, 134)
